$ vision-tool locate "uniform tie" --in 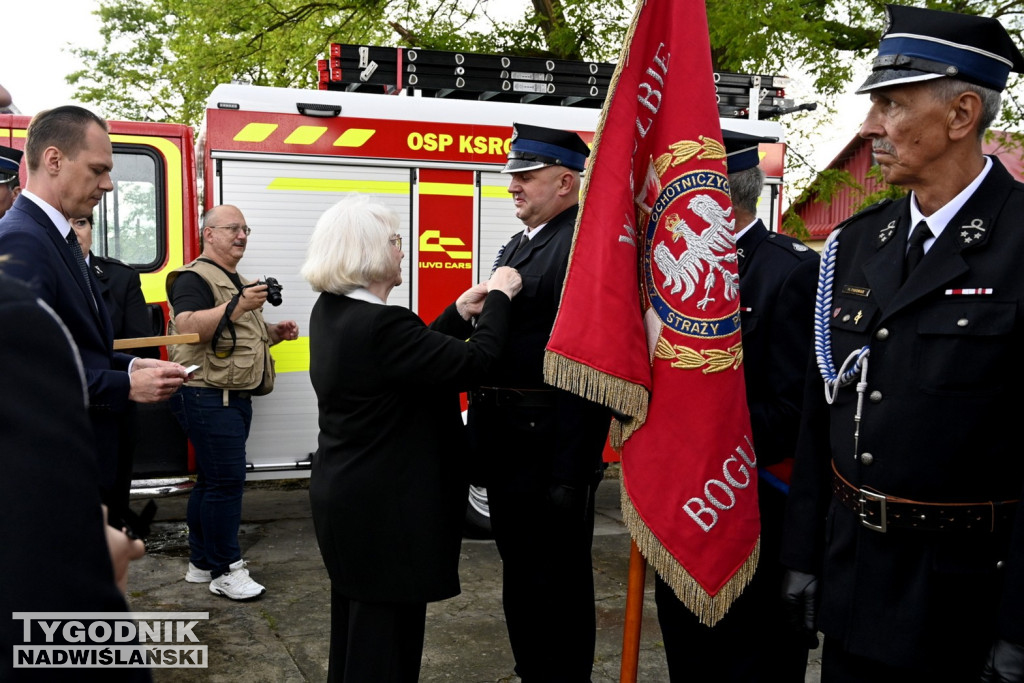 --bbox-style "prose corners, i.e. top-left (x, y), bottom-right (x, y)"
top-left (903, 220), bottom-right (931, 282)
top-left (509, 231), bottom-right (530, 259)
top-left (66, 229), bottom-right (96, 302)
